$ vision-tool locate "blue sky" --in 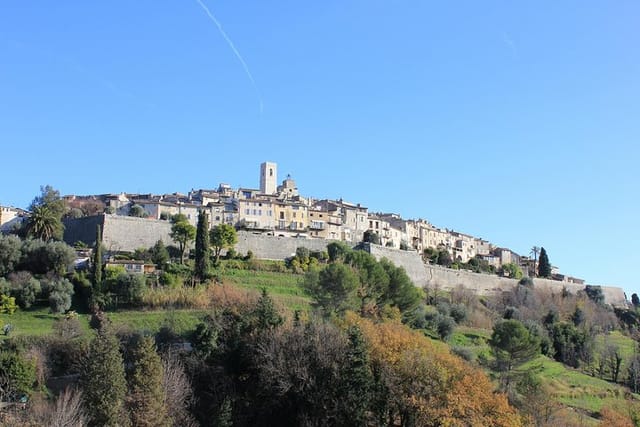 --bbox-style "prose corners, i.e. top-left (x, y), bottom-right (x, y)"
top-left (1, 1), bottom-right (638, 296)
